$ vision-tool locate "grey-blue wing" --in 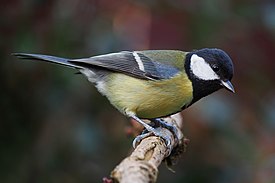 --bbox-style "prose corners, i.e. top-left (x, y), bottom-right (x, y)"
top-left (69, 51), bottom-right (180, 80)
